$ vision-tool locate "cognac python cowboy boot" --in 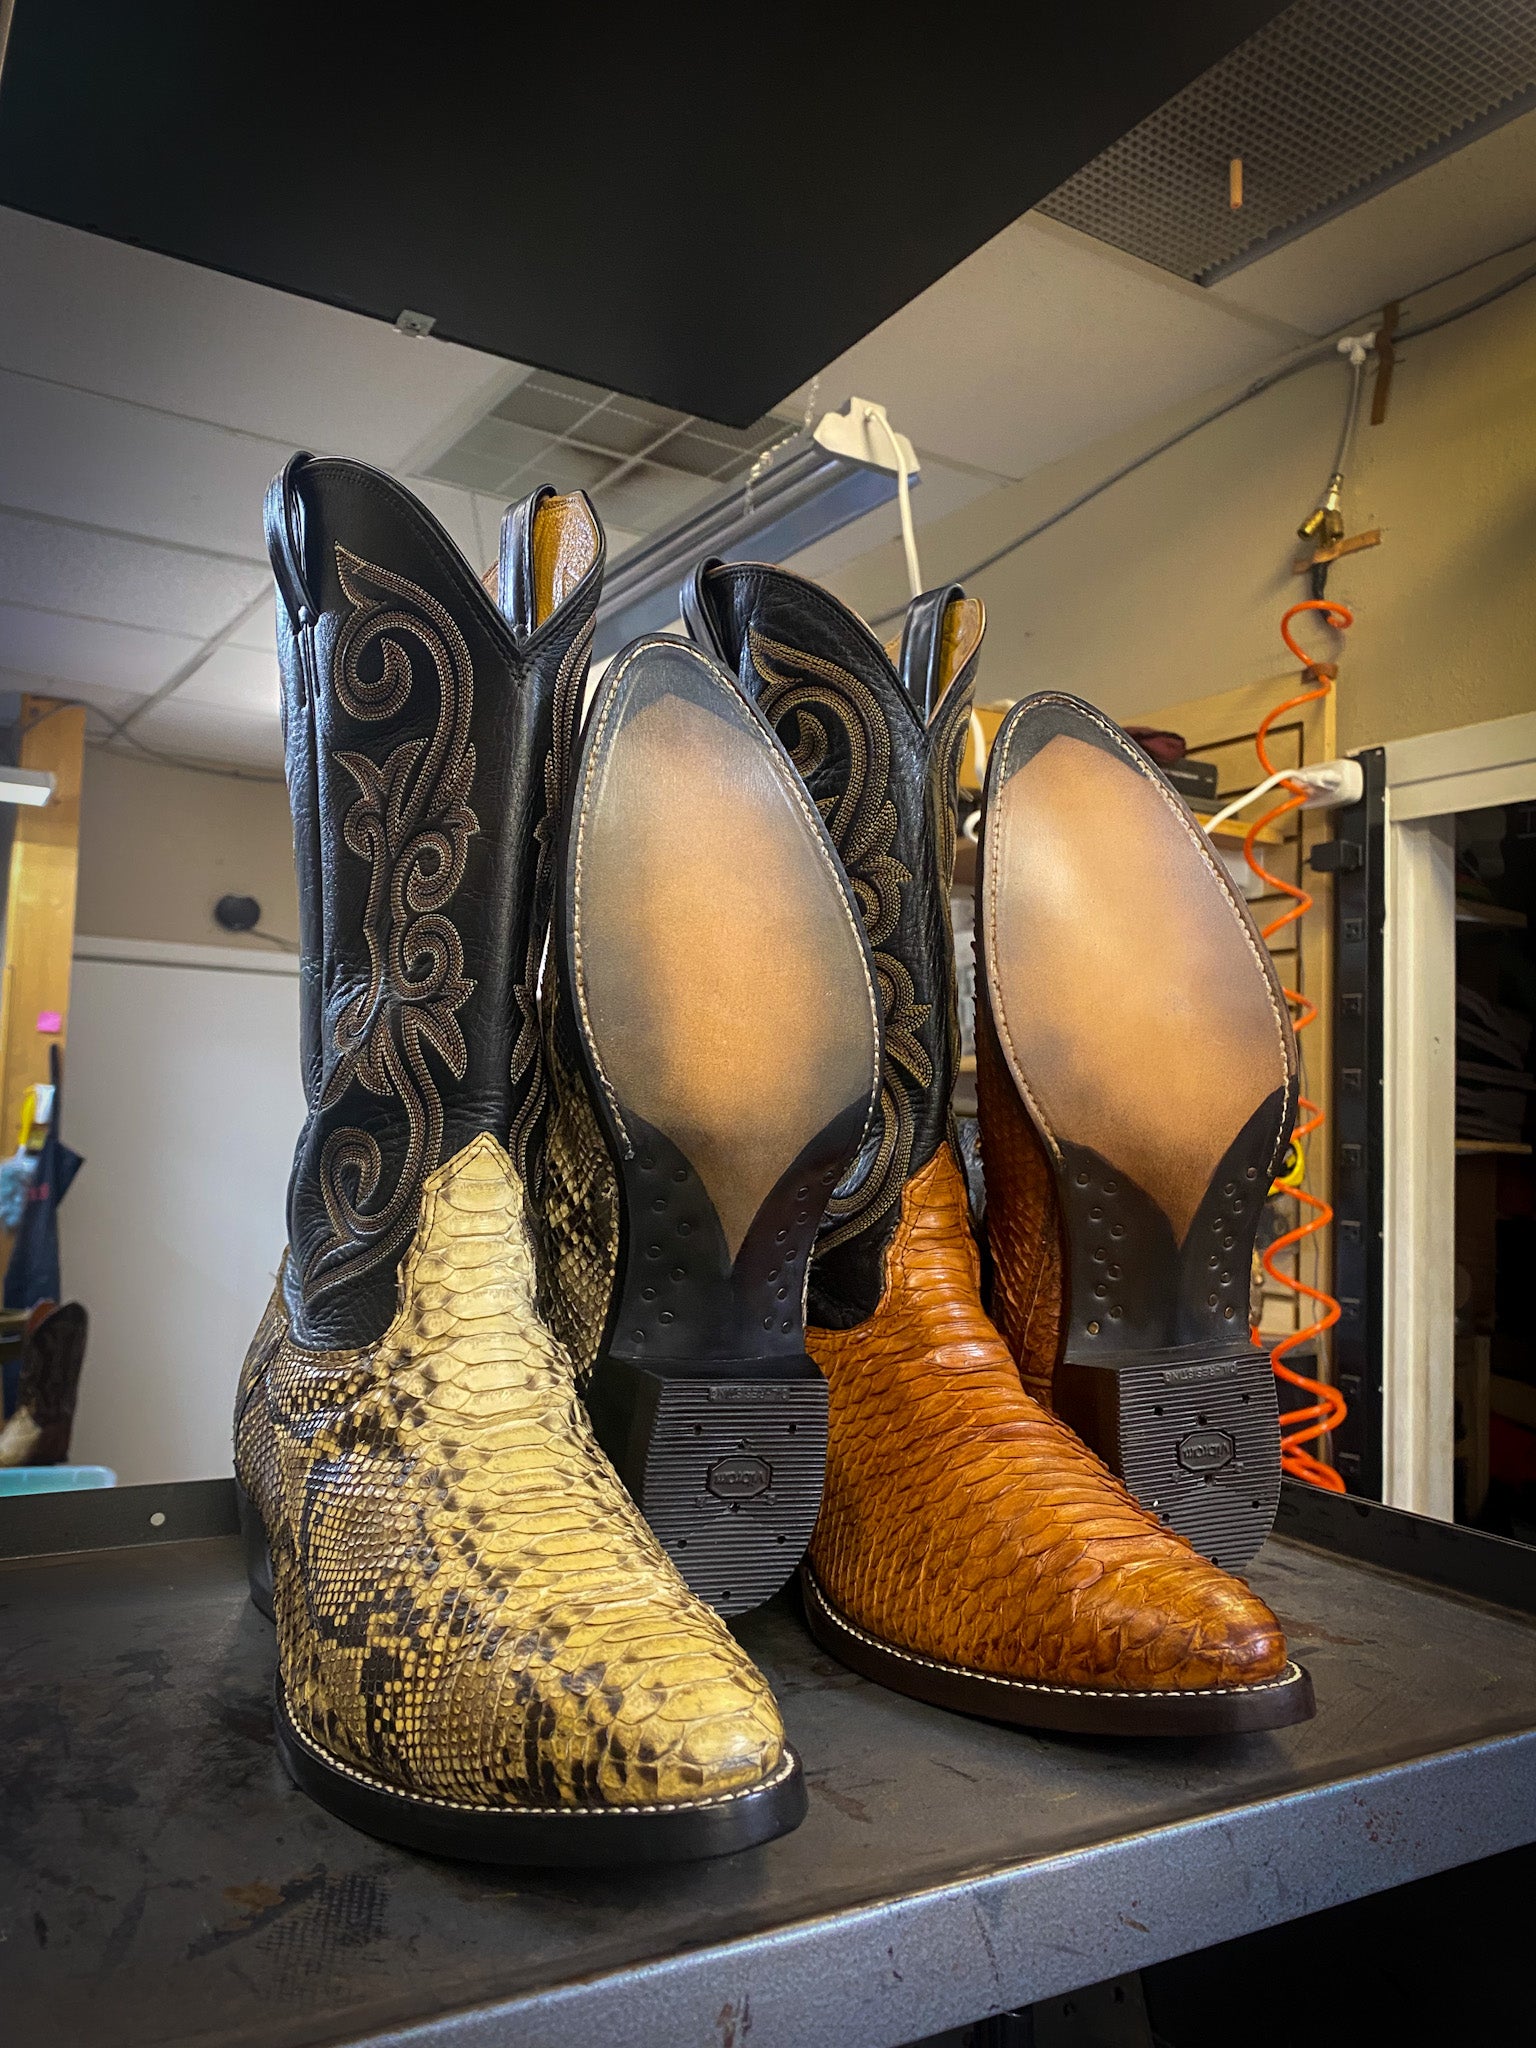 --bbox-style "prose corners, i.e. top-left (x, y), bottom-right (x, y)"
top-left (235, 456), bottom-right (805, 1862)
top-left (538, 633), bottom-right (882, 1618)
top-left (977, 692), bottom-right (1296, 1567)
top-left (685, 562), bottom-right (1313, 1736)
